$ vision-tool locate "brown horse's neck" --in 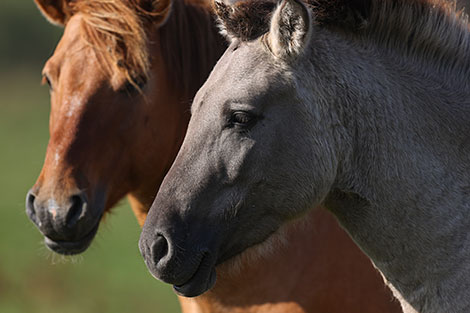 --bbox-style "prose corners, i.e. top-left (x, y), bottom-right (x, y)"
top-left (157, 0), bottom-right (227, 99)
top-left (127, 0), bottom-right (227, 228)
top-left (180, 209), bottom-right (400, 313)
